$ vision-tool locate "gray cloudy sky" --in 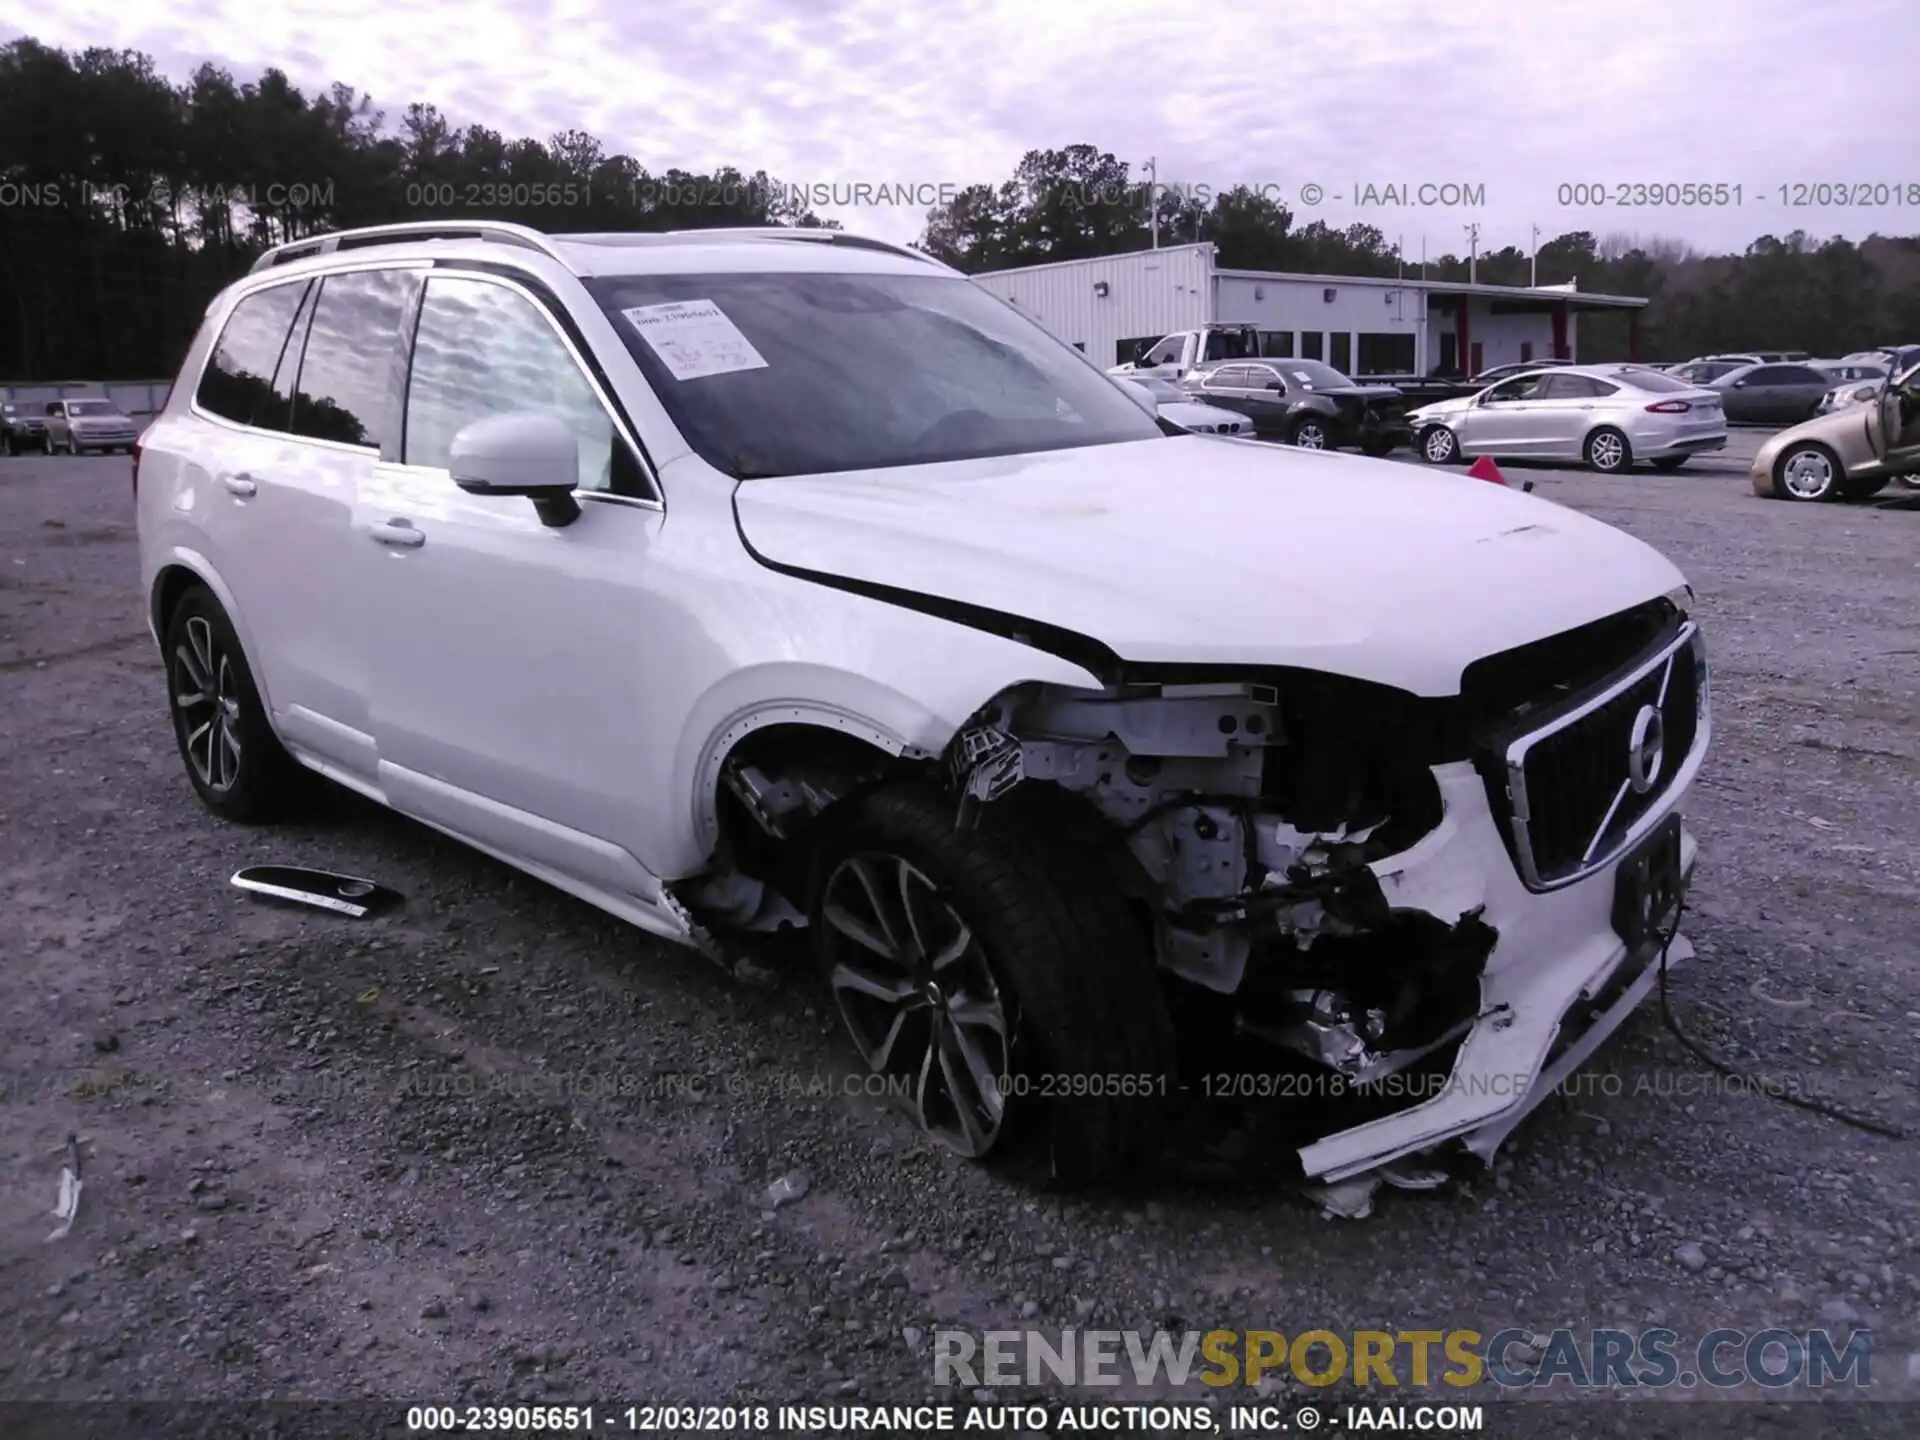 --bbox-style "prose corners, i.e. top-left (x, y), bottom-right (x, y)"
top-left (6, 0), bottom-right (1918, 258)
